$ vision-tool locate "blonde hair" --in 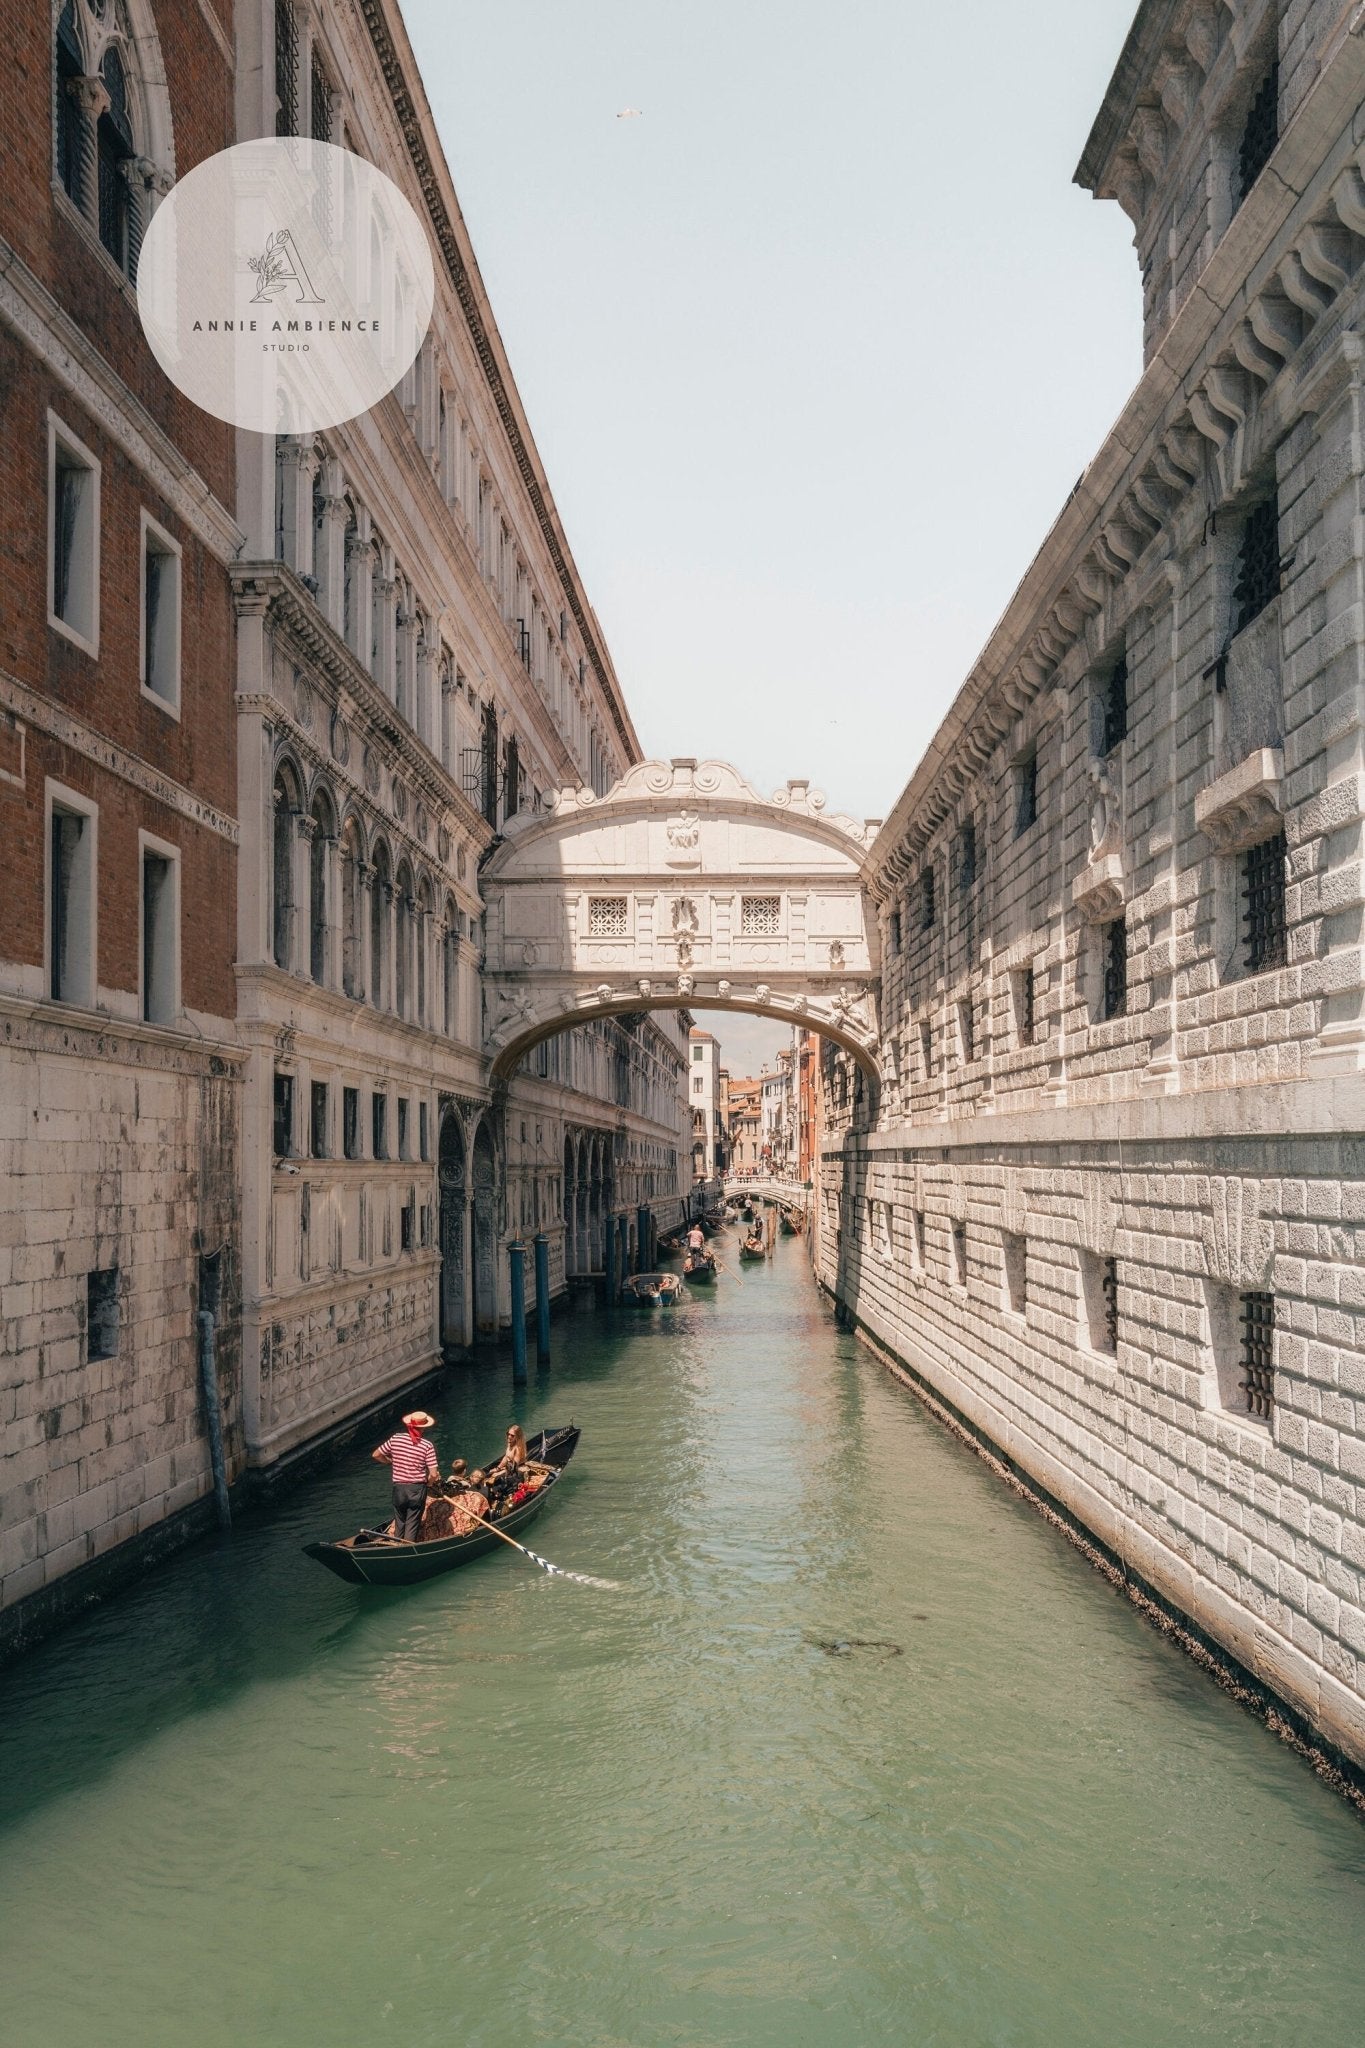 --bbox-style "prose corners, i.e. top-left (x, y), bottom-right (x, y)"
top-left (506, 1423), bottom-right (527, 1464)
